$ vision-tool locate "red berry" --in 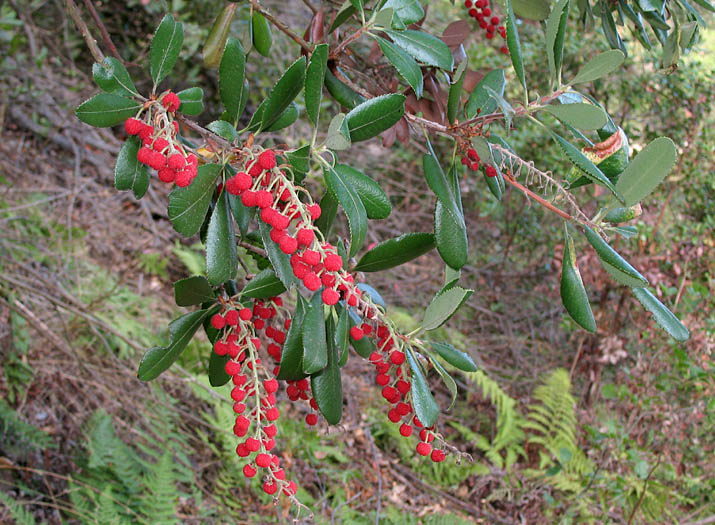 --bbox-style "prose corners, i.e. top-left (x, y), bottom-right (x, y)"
top-left (162, 92), bottom-right (181, 113)
top-left (239, 308), bottom-right (252, 321)
top-left (500, 46), bottom-right (509, 54)
top-left (167, 153), bottom-right (185, 170)
top-left (416, 442), bottom-right (432, 456)
top-left (323, 254), bottom-right (343, 272)
top-left (211, 313), bottom-right (226, 329)
top-left (308, 204), bottom-right (322, 220)
top-left (265, 407), bottom-right (280, 421)
top-left (390, 351), bottom-right (406, 365)
top-left (225, 360), bottom-right (241, 376)
top-left (263, 481), bottom-right (278, 495)
top-left (264, 378), bottom-right (279, 394)
top-left (138, 124), bottom-right (154, 141)
top-left (296, 228), bottom-right (315, 246)
top-left (264, 424), bottom-right (277, 437)
top-left (137, 147), bottom-right (153, 165)
top-left (256, 453), bottom-right (272, 468)
top-left (321, 288), bottom-right (340, 305)
top-left (399, 423), bottom-right (413, 437)
top-left (124, 118), bottom-right (144, 135)
top-left (468, 8), bottom-right (478, 16)
top-left (175, 169), bottom-right (193, 187)
top-left (376, 374), bottom-right (390, 386)
top-left (157, 167), bottom-right (175, 183)
top-left (388, 409), bottom-right (401, 423)
top-left (485, 165), bottom-right (498, 177)
top-left (241, 191), bottom-right (257, 207)
top-left (258, 150), bottom-right (277, 170)
top-left (279, 235), bottom-right (298, 254)
top-left (225, 309), bottom-right (239, 326)
top-left (350, 326), bottom-right (364, 340)
top-left (464, 0), bottom-right (472, 6)
top-left (302, 250), bottom-right (320, 266)
top-left (303, 272), bottom-right (321, 291)
top-left (431, 449), bottom-right (446, 462)
top-left (305, 413), bottom-right (318, 426)
top-left (243, 464), bottom-right (257, 478)
top-left (396, 380), bottom-right (411, 395)
top-left (491, 16), bottom-right (499, 25)
top-left (483, 7), bottom-right (491, 16)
